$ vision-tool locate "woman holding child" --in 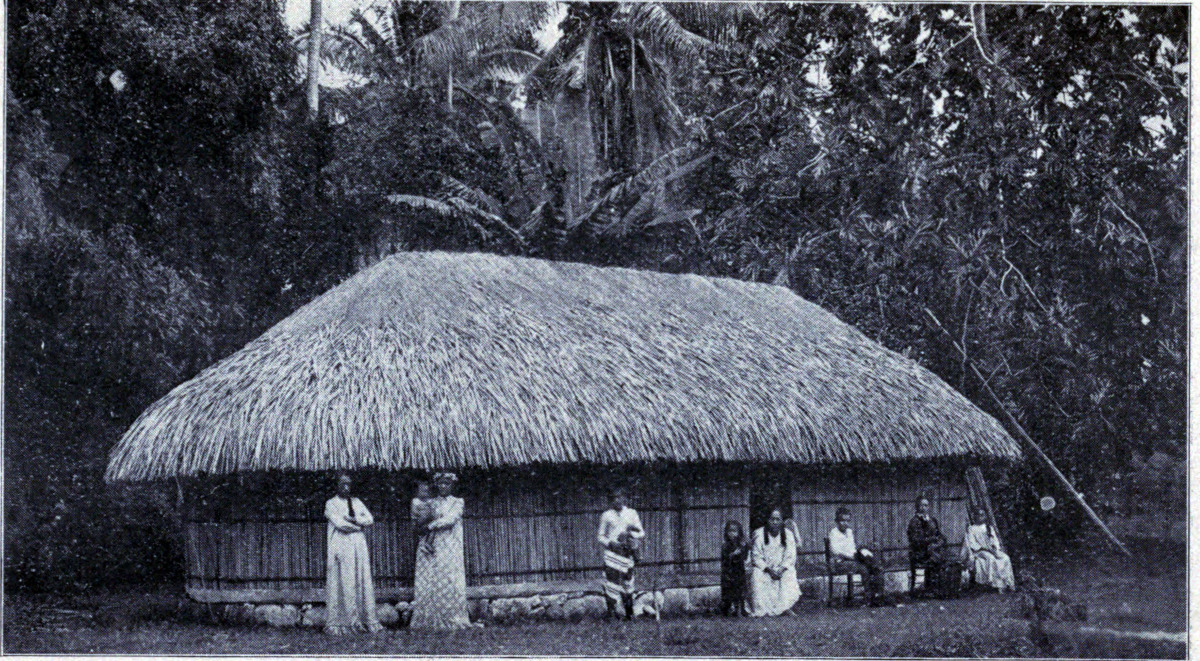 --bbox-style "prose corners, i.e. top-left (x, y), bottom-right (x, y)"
top-left (410, 472), bottom-right (474, 629)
